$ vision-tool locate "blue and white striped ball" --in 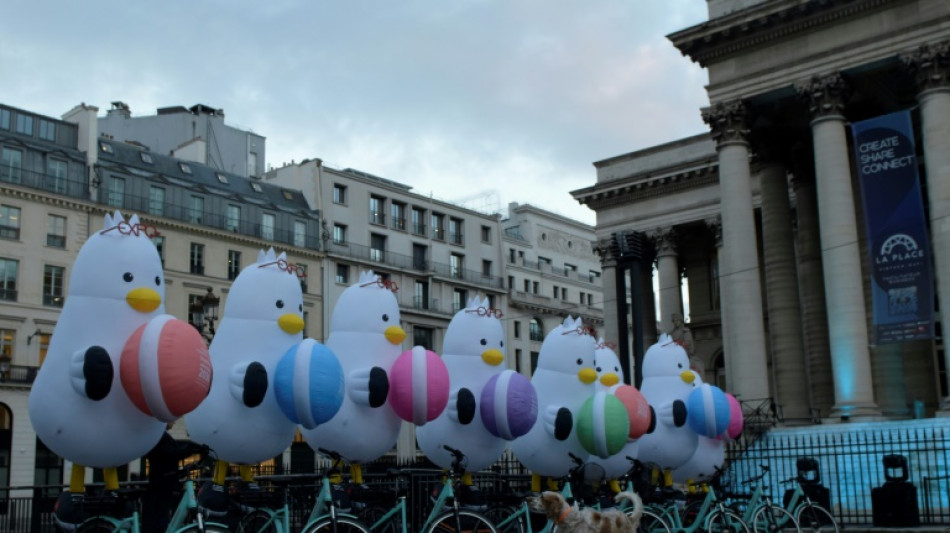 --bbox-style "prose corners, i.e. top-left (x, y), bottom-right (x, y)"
top-left (686, 383), bottom-right (731, 438)
top-left (274, 339), bottom-right (344, 429)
